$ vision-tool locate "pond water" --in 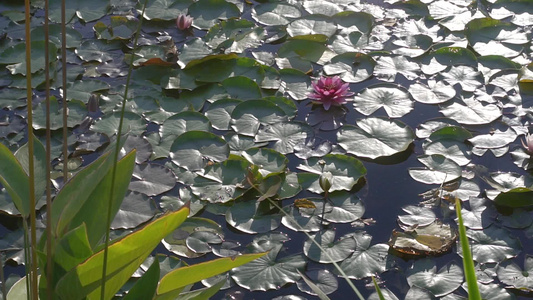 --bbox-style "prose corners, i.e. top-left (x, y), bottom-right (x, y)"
top-left (0, 0), bottom-right (533, 299)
